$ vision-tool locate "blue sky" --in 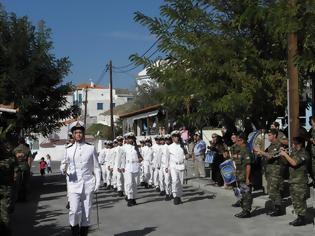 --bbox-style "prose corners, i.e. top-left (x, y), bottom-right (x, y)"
top-left (1, 0), bottom-right (164, 89)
